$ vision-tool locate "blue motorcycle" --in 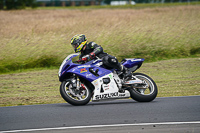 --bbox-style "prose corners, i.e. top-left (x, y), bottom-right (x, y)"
top-left (58, 53), bottom-right (158, 106)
